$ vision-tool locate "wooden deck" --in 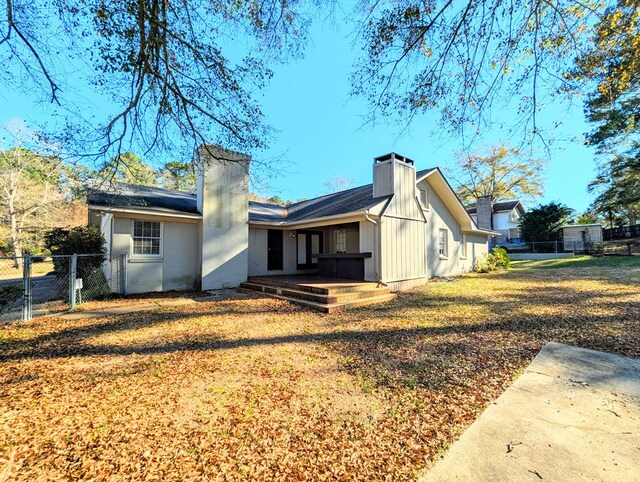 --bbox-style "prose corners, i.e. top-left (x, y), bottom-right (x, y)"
top-left (240, 275), bottom-right (396, 313)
